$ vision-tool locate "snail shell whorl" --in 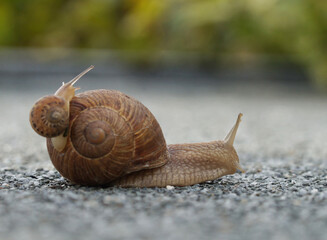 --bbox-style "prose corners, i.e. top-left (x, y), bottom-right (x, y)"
top-left (70, 108), bottom-right (117, 158)
top-left (29, 95), bottom-right (69, 138)
top-left (47, 90), bottom-right (169, 186)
